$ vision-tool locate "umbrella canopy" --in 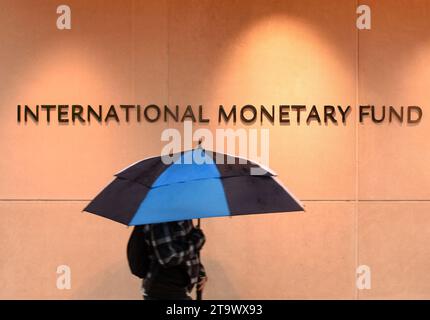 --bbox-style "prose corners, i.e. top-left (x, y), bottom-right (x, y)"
top-left (84, 148), bottom-right (303, 225)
